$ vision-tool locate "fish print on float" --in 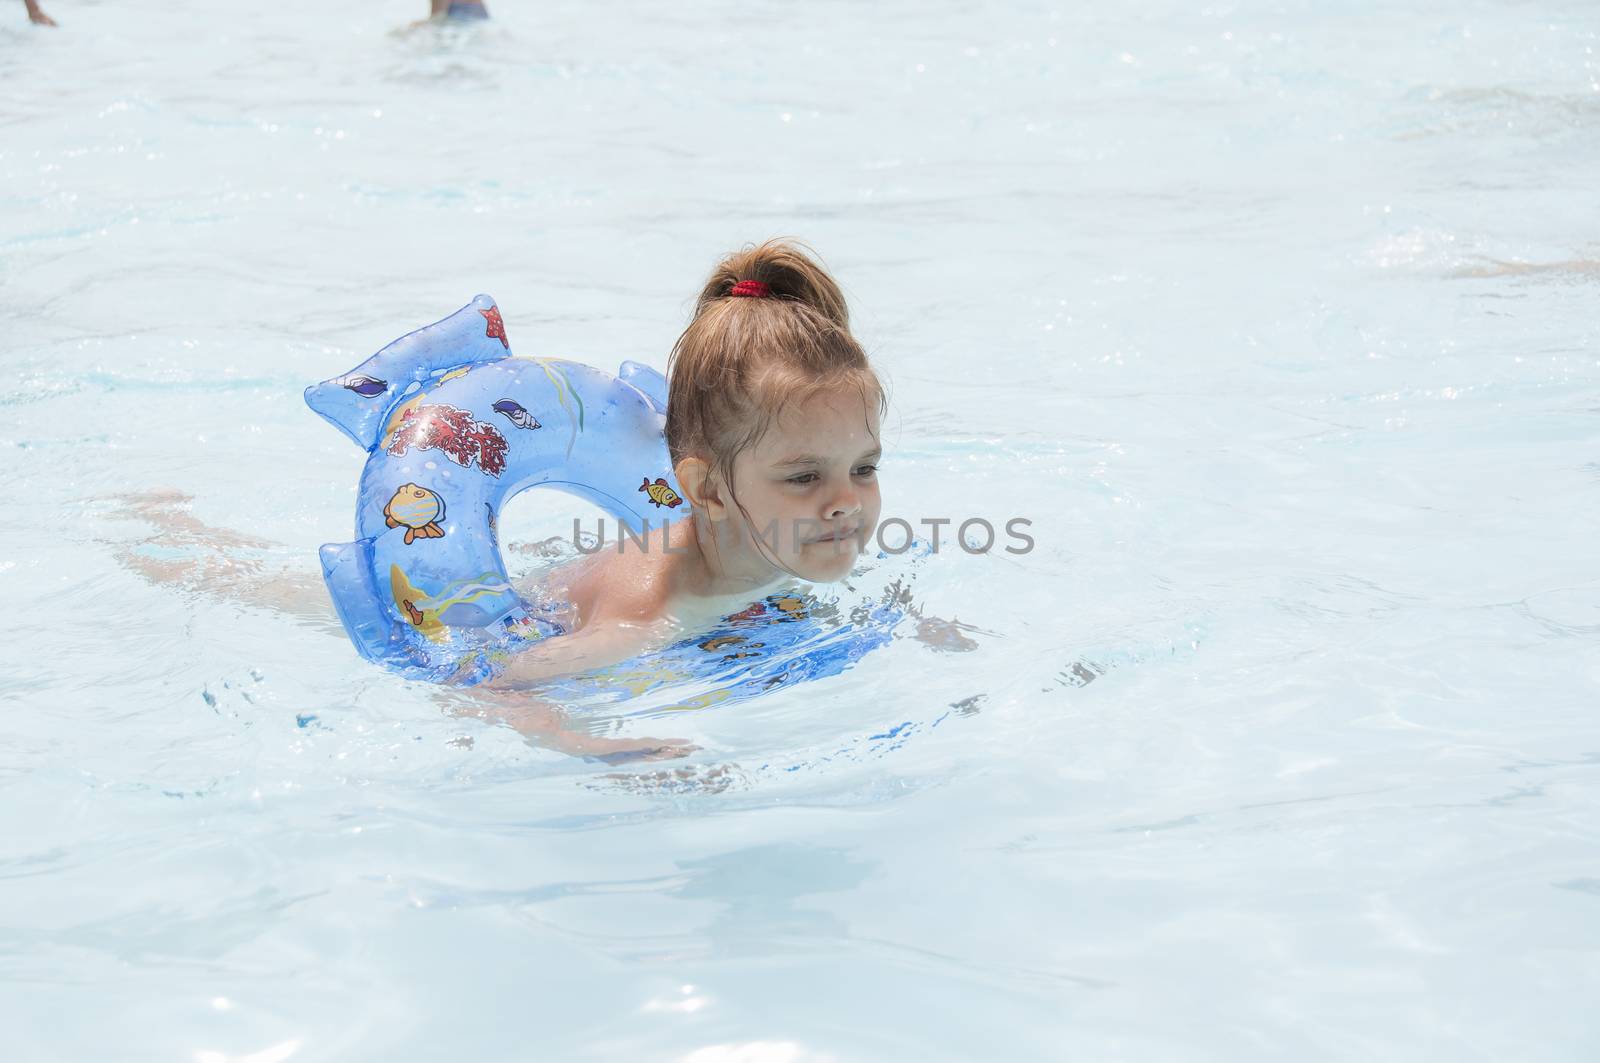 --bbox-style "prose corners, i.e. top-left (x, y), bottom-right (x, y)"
top-left (639, 477), bottom-right (683, 509)
top-left (383, 484), bottom-right (446, 544)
